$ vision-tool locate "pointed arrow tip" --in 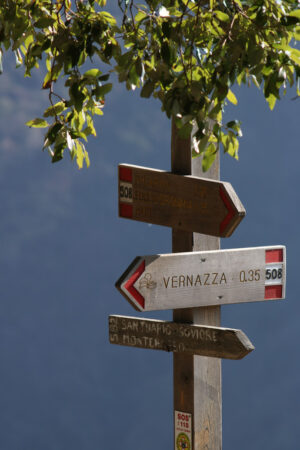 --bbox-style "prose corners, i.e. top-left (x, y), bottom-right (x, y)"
top-left (219, 185), bottom-right (245, 237)
top-left (123, 259), bottom-right (145, 310)
top-left (116, 258), bottom-right (146, 311)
